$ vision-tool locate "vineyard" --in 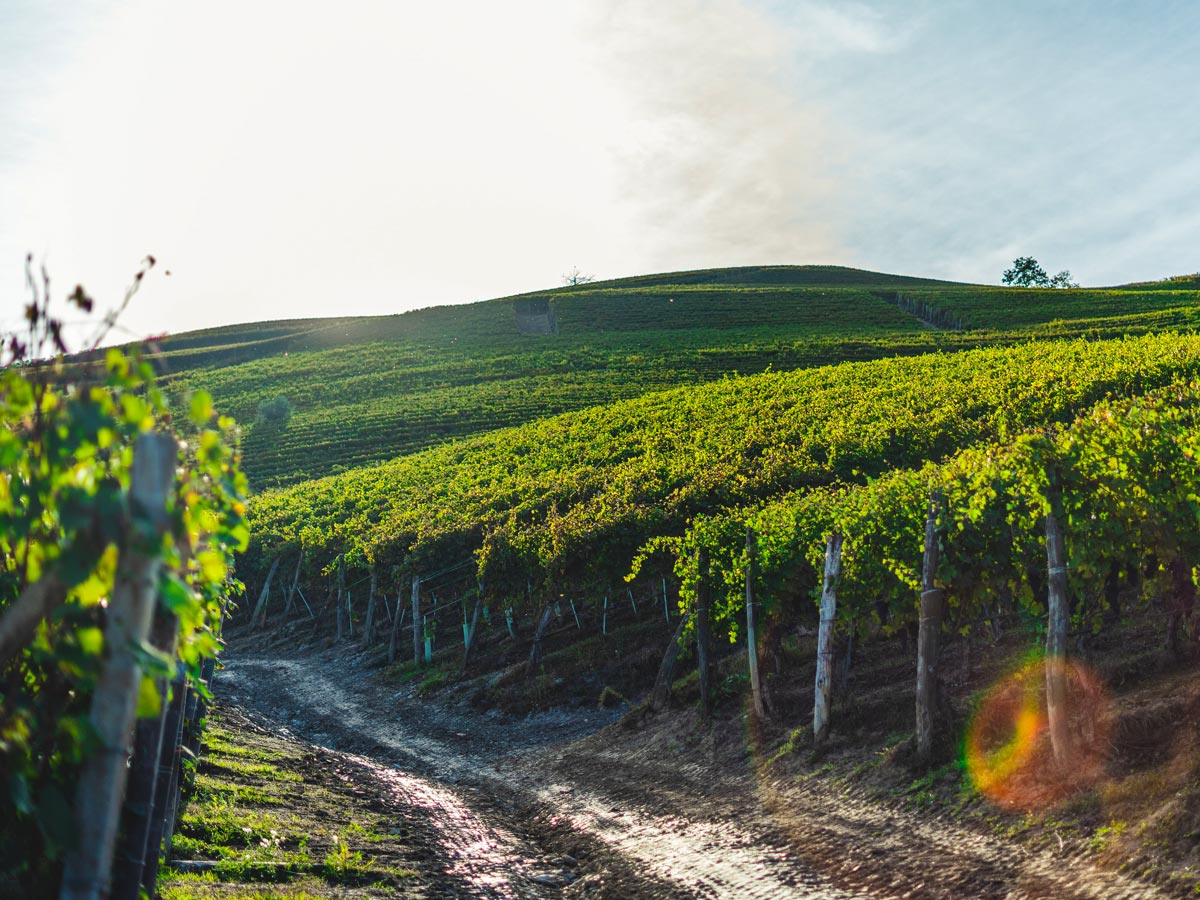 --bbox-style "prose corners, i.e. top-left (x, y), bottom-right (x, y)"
top-left (218, 278), bottom-right (1200, 893)
top-left (9, 263), bottom-right (1200, 898)
top-left (147, 266), bottom-right (1200, 488)
top-left (245, 332), bottom-right (1200, 582)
